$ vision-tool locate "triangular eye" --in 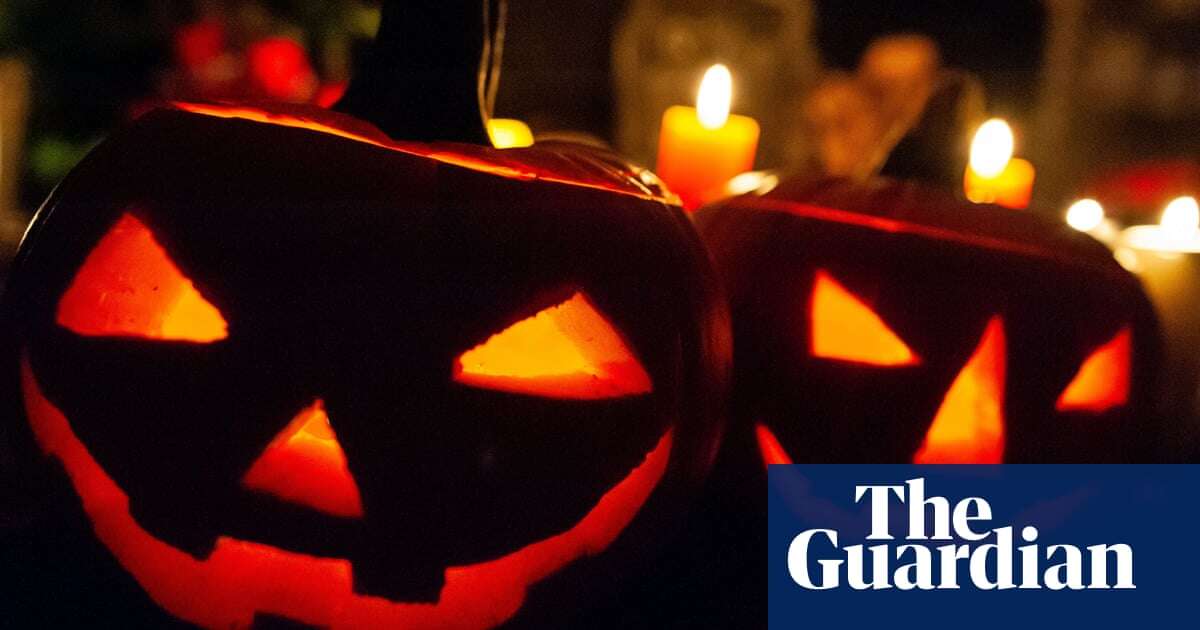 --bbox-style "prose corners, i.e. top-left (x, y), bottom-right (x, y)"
top-left (242, 400), bottom-right (364, 519)
top-left (57, 213), bottom-right (228, 342)
top-left (1056, 327), bottom-right (1132, 413)
top-left (453, 292), bottom-right (653, 400)
top-left (810, 270), bottom-right (919, 366)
